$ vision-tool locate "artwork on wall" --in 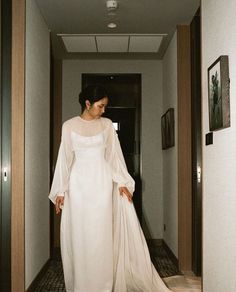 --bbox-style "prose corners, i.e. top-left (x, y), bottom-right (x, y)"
top-left (207, 55), bottom-right (230, 131)
top-left (161, 108), bottom-right (175, 150)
